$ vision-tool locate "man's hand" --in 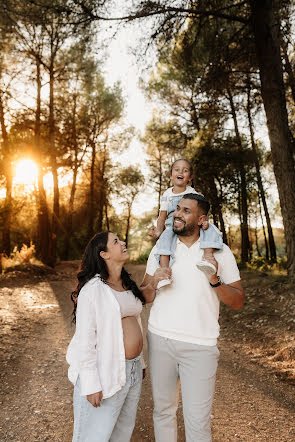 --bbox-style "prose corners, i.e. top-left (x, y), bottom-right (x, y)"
top-left (87, 391), bottom-right (103, 408)
top-left (204, 256), bottom-right (218, 281)
top-left (149, 226), bottom-right (162, 239)
top-left (204, 258), bottom-right (245, 310)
